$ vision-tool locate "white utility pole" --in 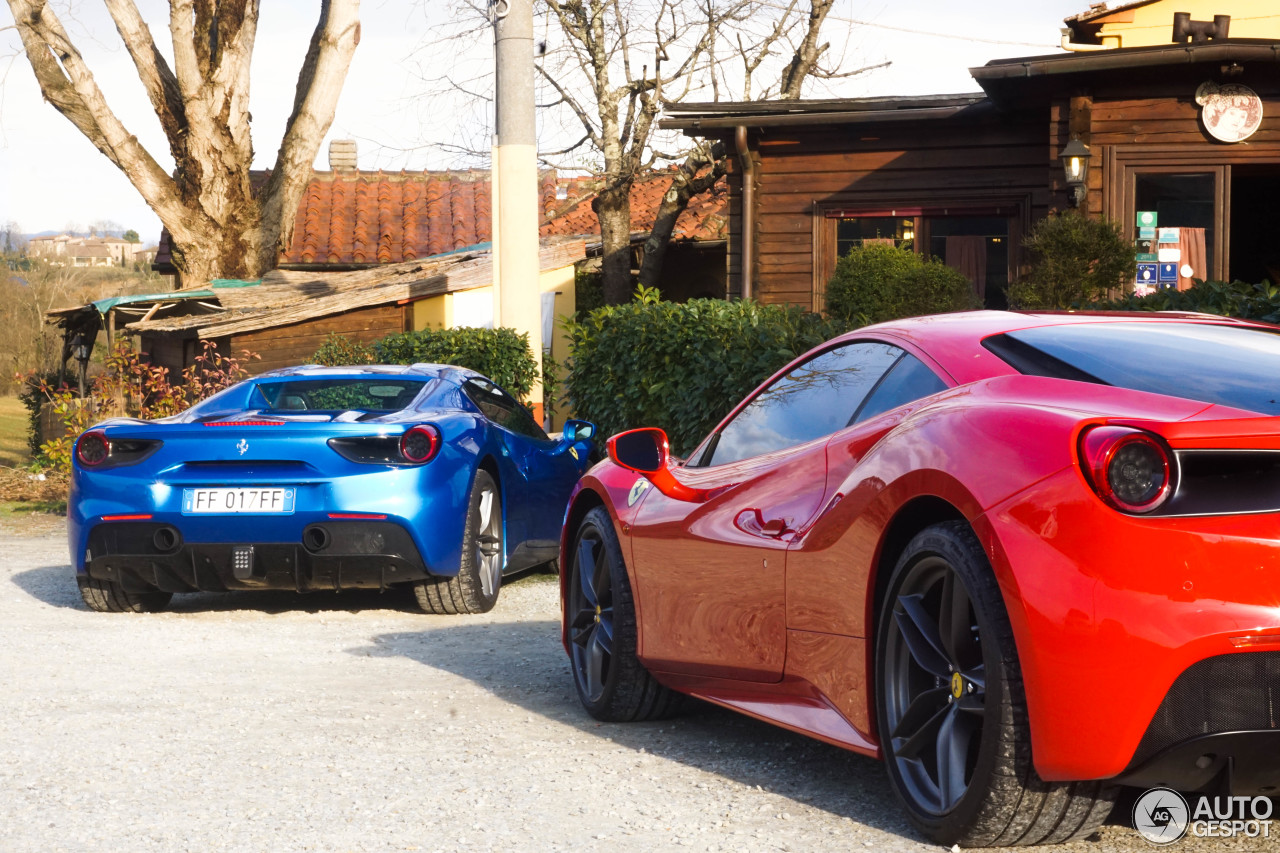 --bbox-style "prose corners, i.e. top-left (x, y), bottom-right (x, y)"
top-left (491, 0), bottom-right (543, 415)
